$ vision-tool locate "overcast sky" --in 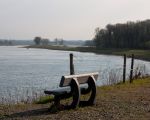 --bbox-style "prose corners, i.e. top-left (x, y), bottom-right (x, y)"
top-left (0, 0), bottom-right (150, 40)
